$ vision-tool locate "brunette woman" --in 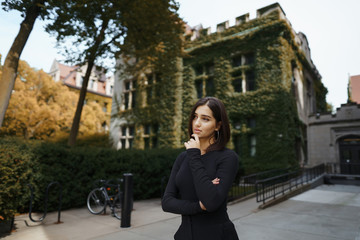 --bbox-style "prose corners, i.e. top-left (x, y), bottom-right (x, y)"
top-left (162, 97), bottom-right (239, 240)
